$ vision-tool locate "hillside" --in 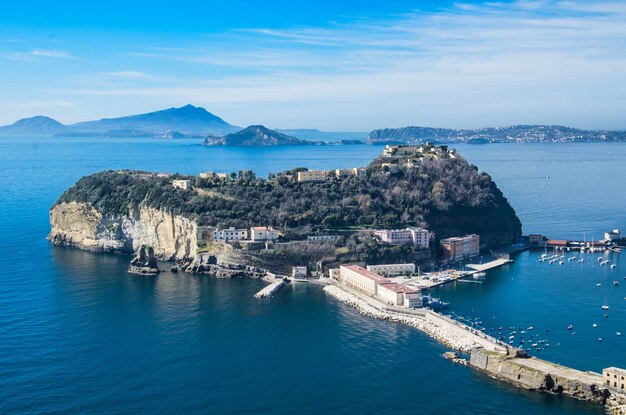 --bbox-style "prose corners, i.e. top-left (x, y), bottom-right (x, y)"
top-left (0, 116), bottom-right (68, 135)
top-left (51, 146), bottom-right (522, 251)
top-left (368, 125), bottom-right (626, 144)
top-left (204, 125), bottom-right (313, 146)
